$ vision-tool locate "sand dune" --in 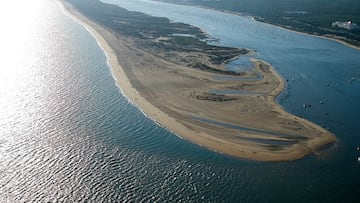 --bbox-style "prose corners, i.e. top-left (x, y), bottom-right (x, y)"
top-left (60, 0), bottom-right (337, 161)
